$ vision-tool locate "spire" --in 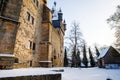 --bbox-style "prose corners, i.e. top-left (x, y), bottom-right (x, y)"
top-left (52, 1), bottom-right (57, 13)
top-left (52, 1), bottom-right (58, 20)
top-left (63, 20), bottom-right (67, 30)
top-left (58, 8), bottom-right (63, 20)
top-left (63, 20), bottom-right (66, 24)
top-left (58, 8), bottom-right (62, 13)
top-left (54, 1), bottom-right (57, 6)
